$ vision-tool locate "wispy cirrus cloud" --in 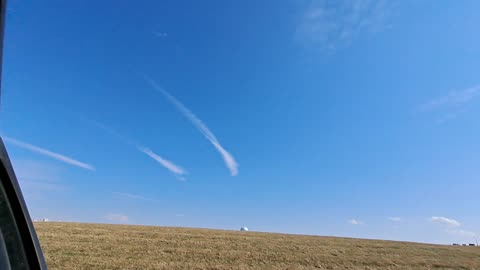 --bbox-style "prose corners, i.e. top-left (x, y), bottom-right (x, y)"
top-left (348, 219), bottom-right (364, 225)
top-left (420, 84), bottom-right (480, 111)
top-left (111, 191), bottom-right (159, 202)
top-left (430, 216), bottom-right (461, 227)
top-left (296, 0), bottom-right (393, 50)
top-left (143, 75), bottom-right (239, 176)
top-left (3, 137), bottom-right (95, 171)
